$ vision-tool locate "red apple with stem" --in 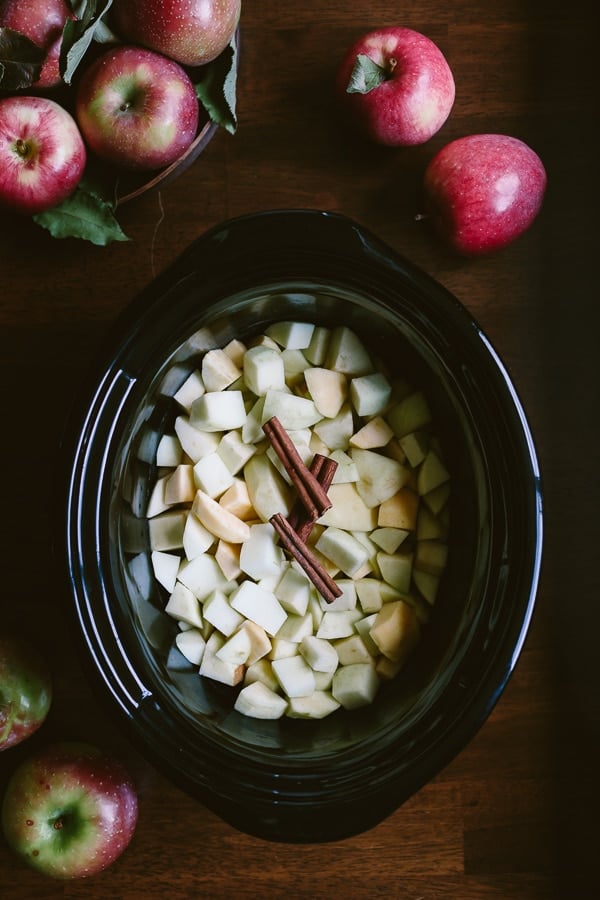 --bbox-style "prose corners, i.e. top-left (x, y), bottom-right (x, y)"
top-left (423, 133), bottom-right (547, 255)
top-left (2, 742), bottom-right (138, 879)
top-left (75, 45), bottom-right (200, 171)
top-left (0, 0), bottom-right (73, 88)
top-left (0, 95), bottom-right (86, 214)
top-left (0, 636), bottom-right (52, 752)
top-left (335, 26), bottom-right (455, 146)
top-left (111, 0), bottom-right (241, 67)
